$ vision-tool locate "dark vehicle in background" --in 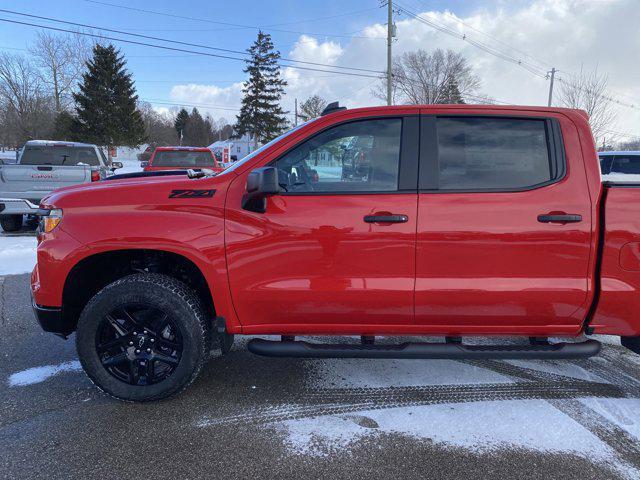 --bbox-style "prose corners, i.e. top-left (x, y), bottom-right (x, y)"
top-left (143, 146), bottom-right (225, 173)
top-left (599, 151), bottom-right (640, 176)
top-left (0, 140), bottom-right (121, 232)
